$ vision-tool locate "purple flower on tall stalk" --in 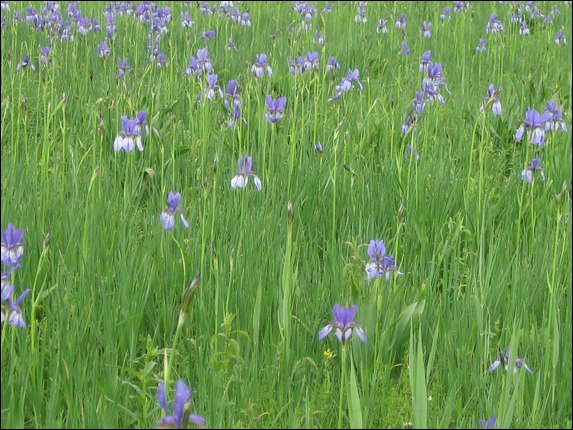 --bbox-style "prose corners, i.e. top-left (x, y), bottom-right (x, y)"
top-left (486, 13), bottom-right (504, 34)
top-left (97, 39), bottom-right (111, 58)
top-left (515, 108), bottom-right (550, 145)
top-left (251, 53), bottom-right (272, 77)
top-left (230, 156), bottom-right (262, 191)
top-left (117, 58), bottom-right (131, 78)
top-left (519, 20), bottom-right (529, 36)
top-left (377, 18), bottom-right (388, 33)
top-left (160, 192), bottom-right (190, 230)
top-left (488, 348), bottom-right (533, 374)
top-left (416, 50), bottom-right (431, 73)
top-left (264, 96), bottom-right (287, 123)
top-left (1, 224), bottom-right (25, 269)
top-left (326, 56), bottom-right (340, 72)
top-left (186, 48), bottom-right (213, 78)
top-left (480, 416), bottom-right (497, 429)
top-left (199, 74), bottom-right (223, 102)
top-left (113, 115), bottom-right (144, 152)
top-left (39, 45), bottom-right (51, 67)
top-left (412, 91), bottom-right (426, 114)
top-left (520, 156), bottom-right (545, 183)
top-left (181, 11), bottom-right (194, 28)
top-left (156, 380), bottom-right (206, 429)
top-left (400, 40), bottom-right (410, 55)
top-left (365, 240), bottom-right (403, 281)
top-left (555, 28), bottom-right (566, 45)
top-left (354, 1), bottom-right (367, 23)
top-left (239, 12), bottom-right (251, 26)
top-left (303, 51), bottom-right (319, 72)
top-left (329, 69), bottom-right (363, 101)
top-left (200, 29), bottom-right (216, 40)
top-left (1, 287), bottom-right (31, 328)
top-left (318, 304), bottom-right (367, 343)
top-left (421, 21), bottom-right (432, 38)
top-left (480, 84), bottom-right (502, 116)
top-left (440, 6), bottom-right (451, 21)
top-left (475, 38), bottom-right (486, 53)
top-left (313, 30), bottom-right (324, 45)
top-left (543, 101), bottom-right (568, 132)
top-left (16, 55), bottom-right (35, 72)
top-left (395, 13), bottom-right (406, 29)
